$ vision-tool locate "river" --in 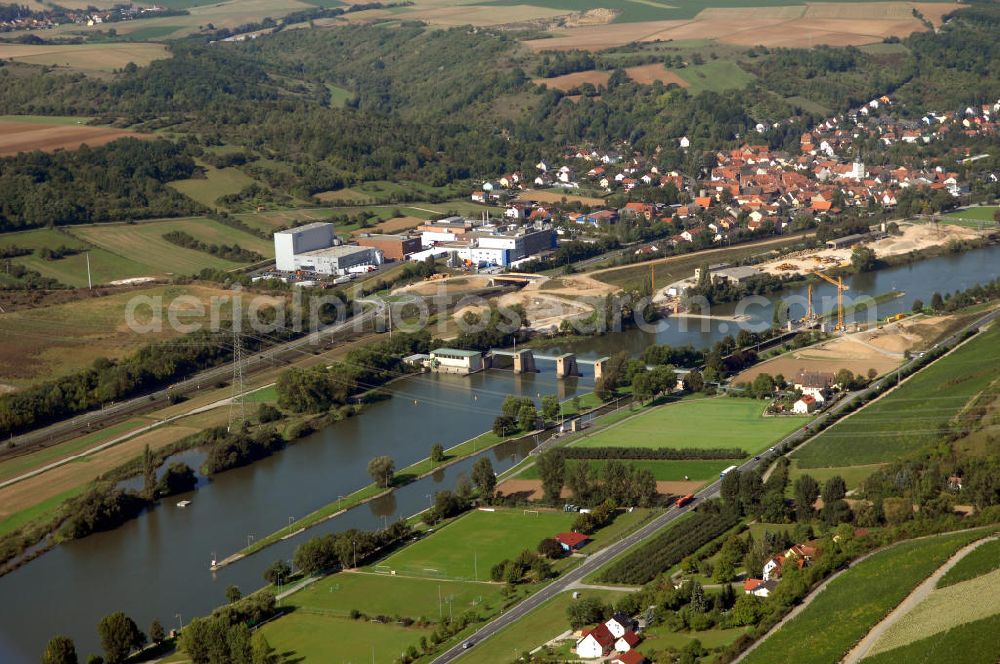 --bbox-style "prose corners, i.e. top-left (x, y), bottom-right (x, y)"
top-left (0, 243), bottom-right (998, 661)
